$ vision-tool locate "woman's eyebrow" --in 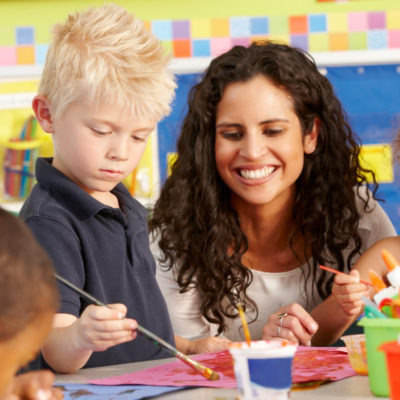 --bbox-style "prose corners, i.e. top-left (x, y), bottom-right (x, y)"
top-left (216, 118), bottom-right (290, 128)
